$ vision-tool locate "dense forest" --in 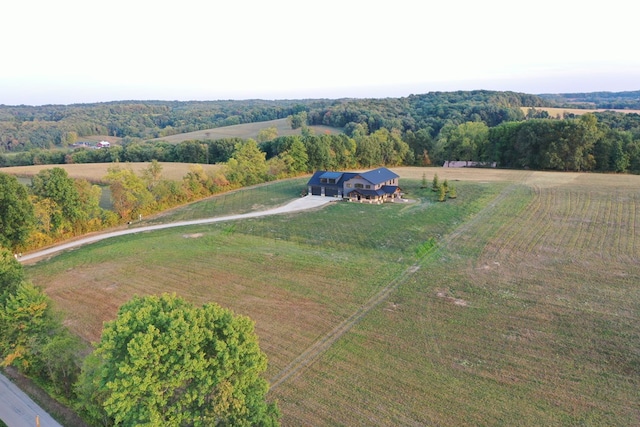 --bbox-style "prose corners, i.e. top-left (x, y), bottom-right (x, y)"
top-left (2, 90), bottom-right (640, 173)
